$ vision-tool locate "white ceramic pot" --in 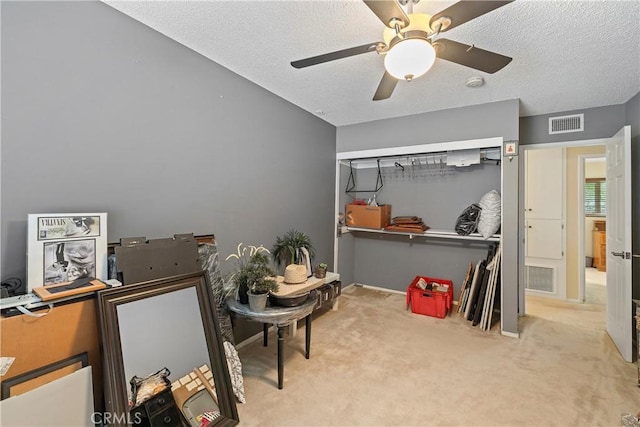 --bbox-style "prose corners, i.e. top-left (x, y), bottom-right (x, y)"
top-left (248, 292), bottom-right (268, 311)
